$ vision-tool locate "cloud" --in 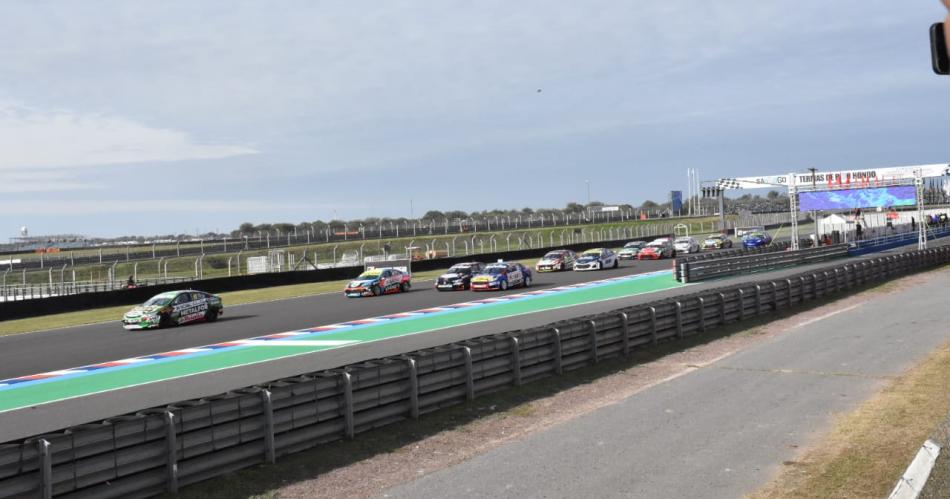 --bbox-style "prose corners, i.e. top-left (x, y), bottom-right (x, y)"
top-left (0, 199), bottom-right (339, 215)
top-left (0, 170), bottom-right (101, 193)
top-left (0, 104), bottom-right (258, 170)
